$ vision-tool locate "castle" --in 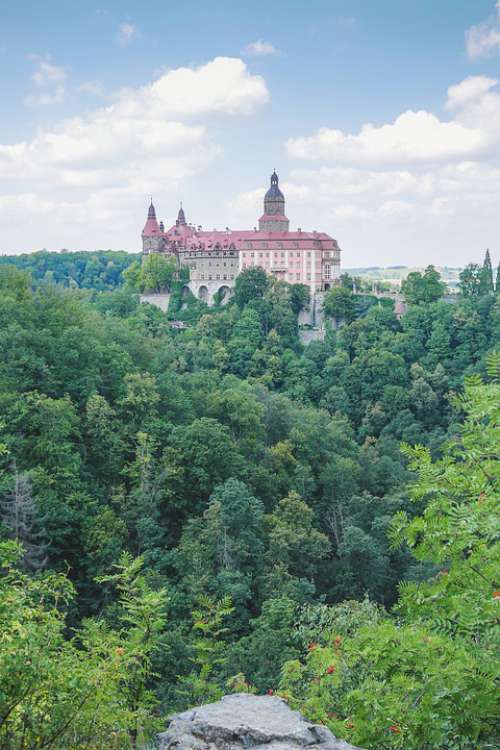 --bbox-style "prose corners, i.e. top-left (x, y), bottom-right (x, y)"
top-left (142, 171), bottom-right (341, 305)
